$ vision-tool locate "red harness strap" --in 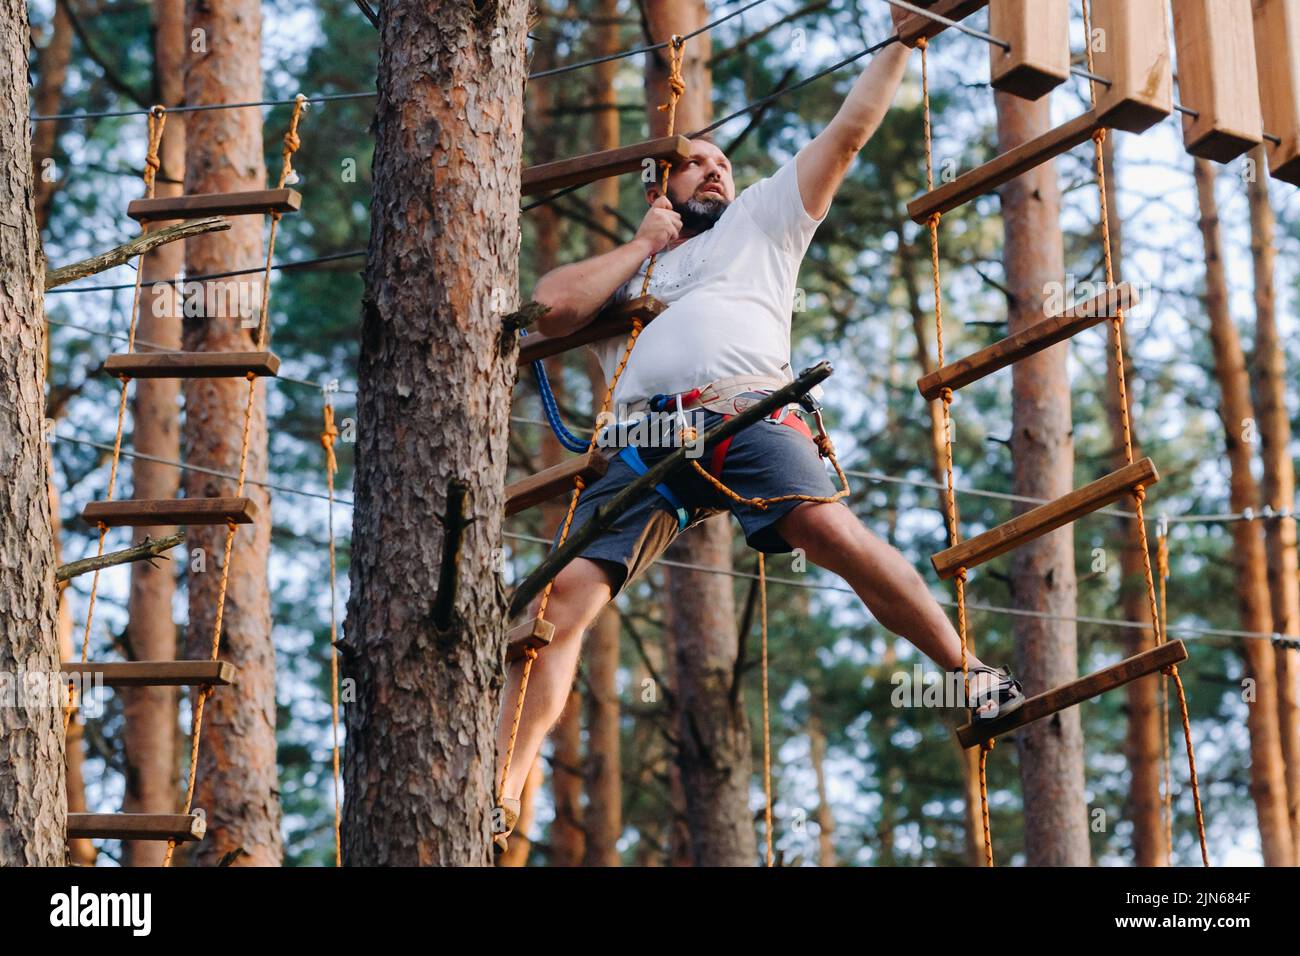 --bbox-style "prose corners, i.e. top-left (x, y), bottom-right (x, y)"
top-left (705, 409), bottom-right (814, 479)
